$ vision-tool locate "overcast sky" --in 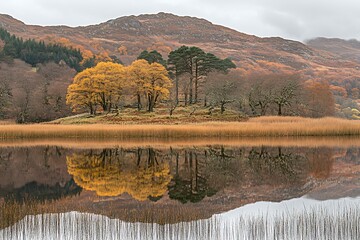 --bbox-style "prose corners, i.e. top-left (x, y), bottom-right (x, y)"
top-left (0, 0), bottom-right (359, 41)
